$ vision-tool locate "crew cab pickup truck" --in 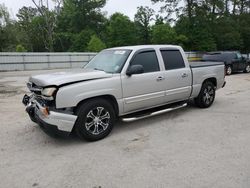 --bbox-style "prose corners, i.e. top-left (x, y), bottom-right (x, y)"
top-left (202, 51), bottom-right (250, 75)
top-left (23, 45), bottom-right (226, 141)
